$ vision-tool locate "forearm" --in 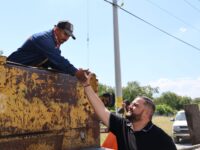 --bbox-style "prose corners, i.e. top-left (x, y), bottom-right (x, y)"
top-left (84, 85), bottom-right (110, 127)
